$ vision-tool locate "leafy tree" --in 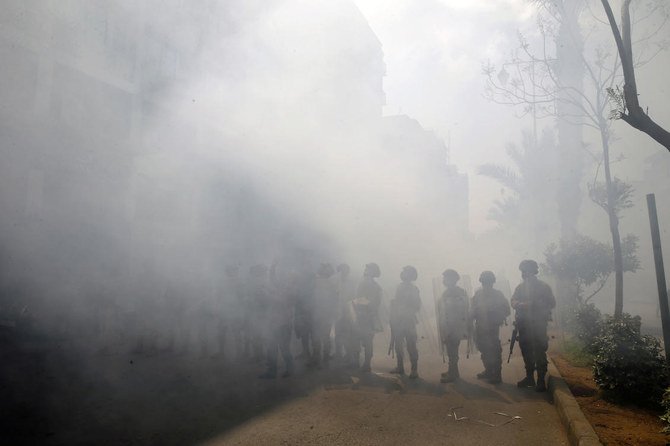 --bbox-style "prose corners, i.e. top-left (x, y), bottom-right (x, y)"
top-left (544, 232), bottom-right (639, 306)
top-left (484, 1), bottom-right (663, 318)
top-left (478, 130), bottom-right (557, 248)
